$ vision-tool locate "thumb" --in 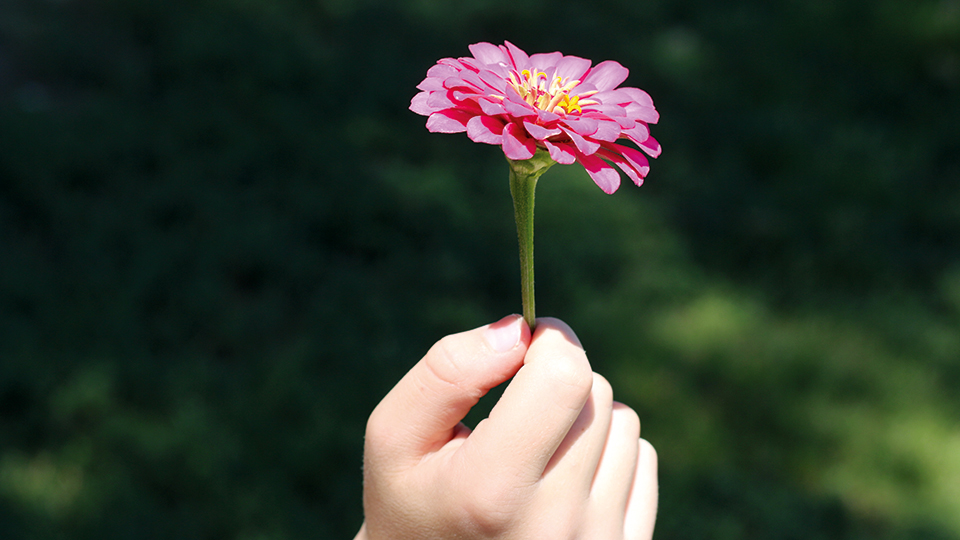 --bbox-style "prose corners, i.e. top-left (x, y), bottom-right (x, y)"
top-left (365, 315), bottom-right (530, 468)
